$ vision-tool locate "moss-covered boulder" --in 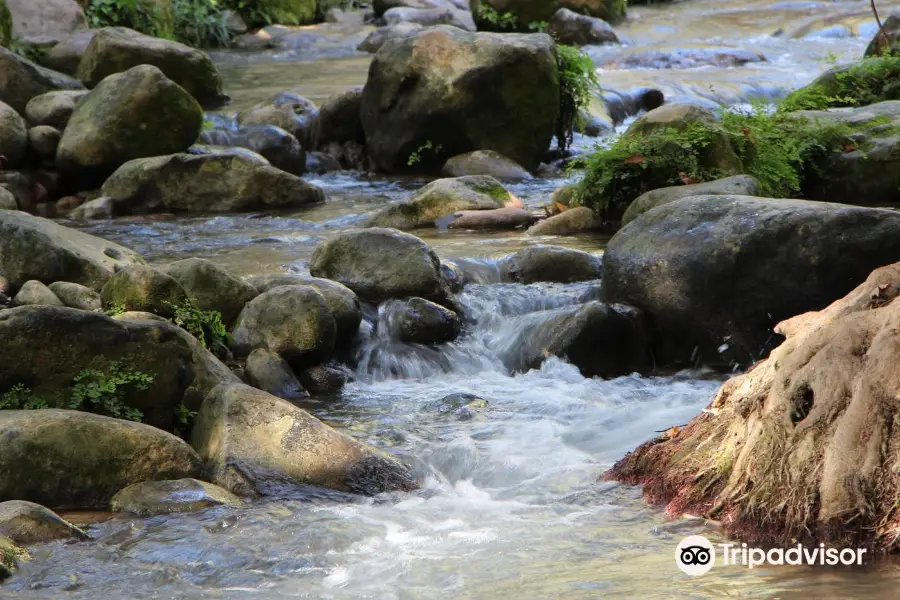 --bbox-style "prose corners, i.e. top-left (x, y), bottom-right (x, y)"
top-left (380, 297), bottom-right (462, 344)
top-left (231, 285), bottom-right (336, 368)
top-left (190, 383), bottom-right (418, 496)
top-left (0, 500), bottom-right (88, 544)
top-left (24, 89), bottom-right (87, 128)
top-left (500, 245), bottom-right (602, 283)
top-left (162, 258), bottom-right (257, 327)
top-left (100, 265), bottom-right (188, 318)
top-left (237, 89), bottom-right (317, 149)
top-left (470, 0), bottom-right (625, 32)
top-left (360, 26), bottom-right (559, 173)
top-left (0, 100), bottom-right (27, 169)
top-left (441, 150), bottom-right (532, 181)
top-left (101, 153), bottom-right (324, 214)
top-left (0, 187), bottom-right (16, 210)
top-left (56, 64), bottom-right (202, 185)
top-left (0, 408), bottom-right (201, 509)
top-left (0, 210), bottom-right (145, 291)
top-left (781, 56), bottom-right (900, 112)
top-left (76, 27), bottom-right (226, 107)
top-left (367, 175), bottom-right (514, 230)
top-left (602, 195), bottom-right (900, 367)
top-left (0, 46), bottom-right (83, 114)
top-left (621, 174), bottom-right (760, 226)
top-left (309, 228), bottom-right (456, 307)
top-left (110, 478), bottom-right (245, 515)
top-left (0, 0), bottom-right (11, 48)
